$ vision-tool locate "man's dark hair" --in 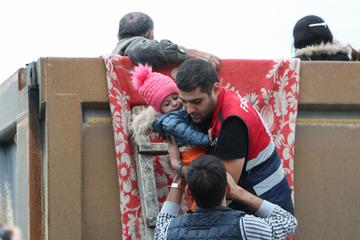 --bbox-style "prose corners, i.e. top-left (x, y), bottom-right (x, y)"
top-left (186, 155), bottom-right (227, 208)
top-left (118, 12), bottom-right (154, 40)
top-left (293, 15), bottom-right (333, 49)
top-left (176, 59), bottom-right (219, 95)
